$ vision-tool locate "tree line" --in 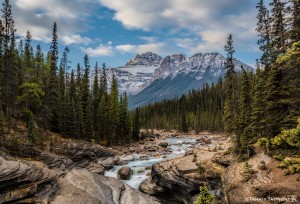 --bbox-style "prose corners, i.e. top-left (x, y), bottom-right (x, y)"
top-left (139, 81), bottom-right (224, 133)
top-left (0, 0), bottom-right (140, 150)
top-left (139, 0), bottom-right (300, 159)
